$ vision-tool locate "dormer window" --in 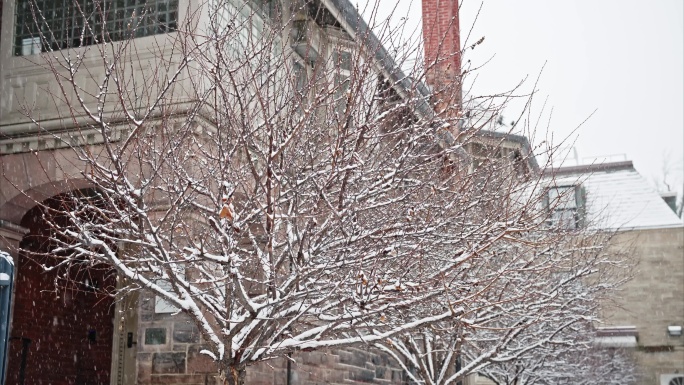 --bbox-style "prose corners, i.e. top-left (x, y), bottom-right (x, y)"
top-left (14, 0), bottom-right (179, 56)
top-left (545, 185), bottom-right (586, 229)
